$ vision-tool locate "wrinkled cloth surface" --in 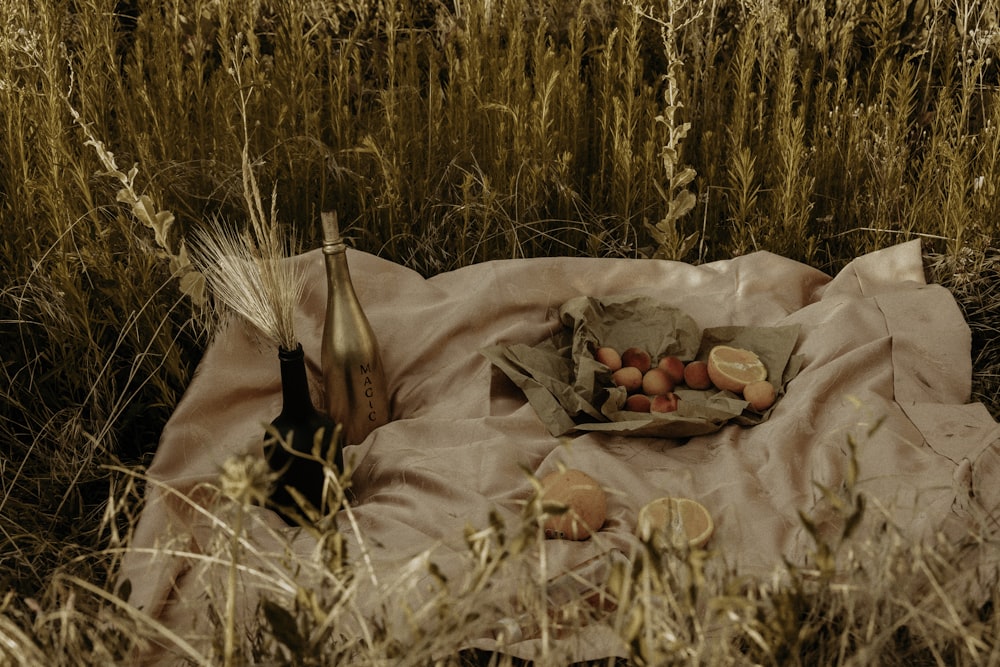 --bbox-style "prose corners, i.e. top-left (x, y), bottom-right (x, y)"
top-left (121, 241), bottom-right (1000, 663)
